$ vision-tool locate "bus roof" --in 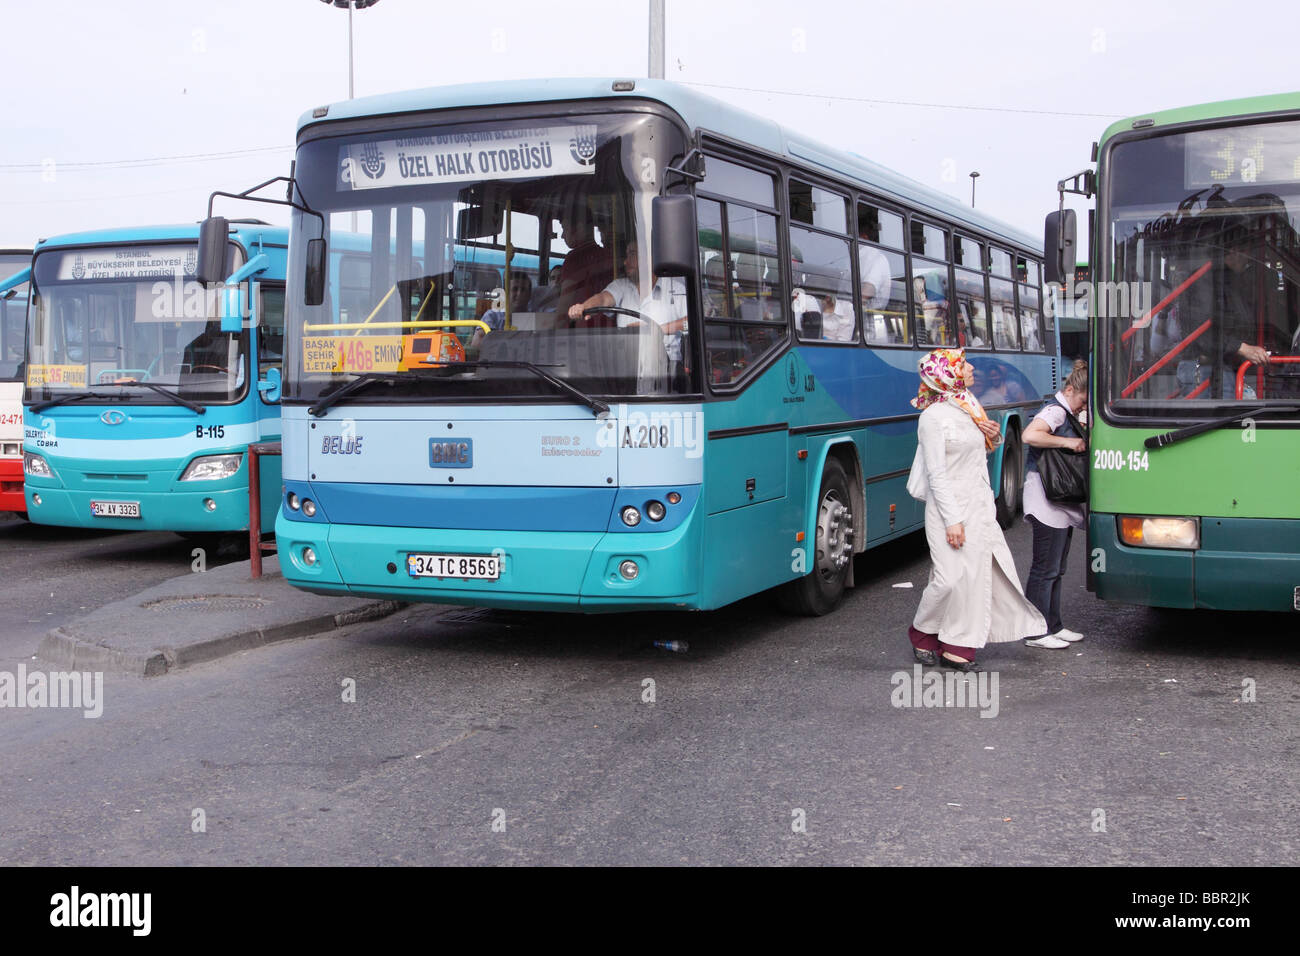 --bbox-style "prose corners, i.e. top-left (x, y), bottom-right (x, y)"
top-left (297, 77), bottom-right (1041, 254)
top-left (1100, 90), bottom-right (1300, 148)
top-left (34, 223), bottom-right (289, 253)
